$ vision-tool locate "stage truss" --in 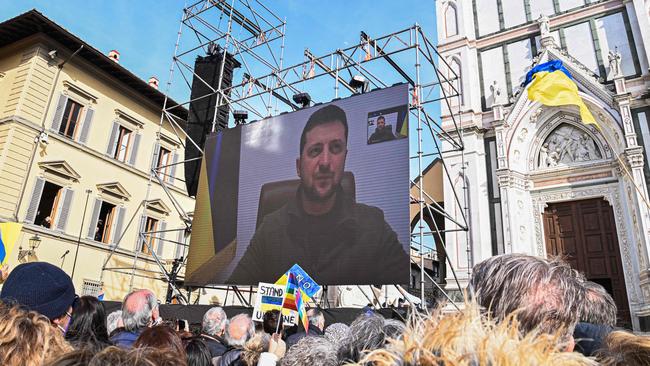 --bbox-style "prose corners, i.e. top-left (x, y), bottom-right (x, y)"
top-left (100, 0), bottom-right (468, 308)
